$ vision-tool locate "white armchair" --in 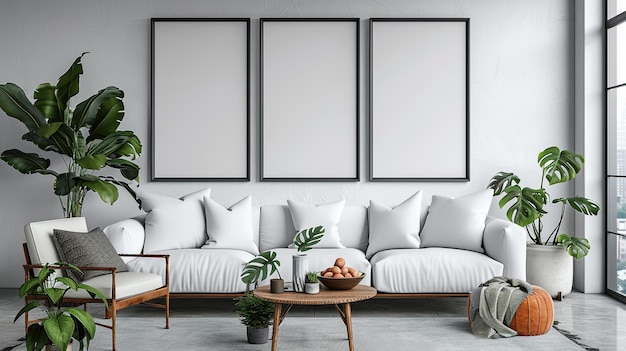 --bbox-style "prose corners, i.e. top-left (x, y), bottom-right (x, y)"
top-left (22, 217), bottom-right (170, 351)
